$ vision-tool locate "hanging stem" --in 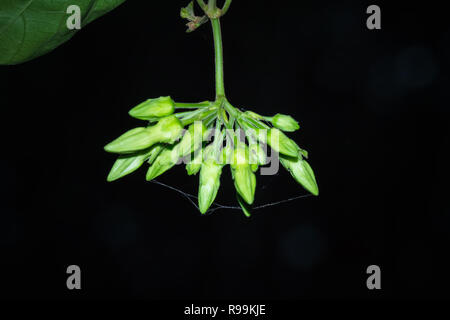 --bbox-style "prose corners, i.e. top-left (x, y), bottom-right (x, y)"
top-left (211, 18), bottom-right (225, 99)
